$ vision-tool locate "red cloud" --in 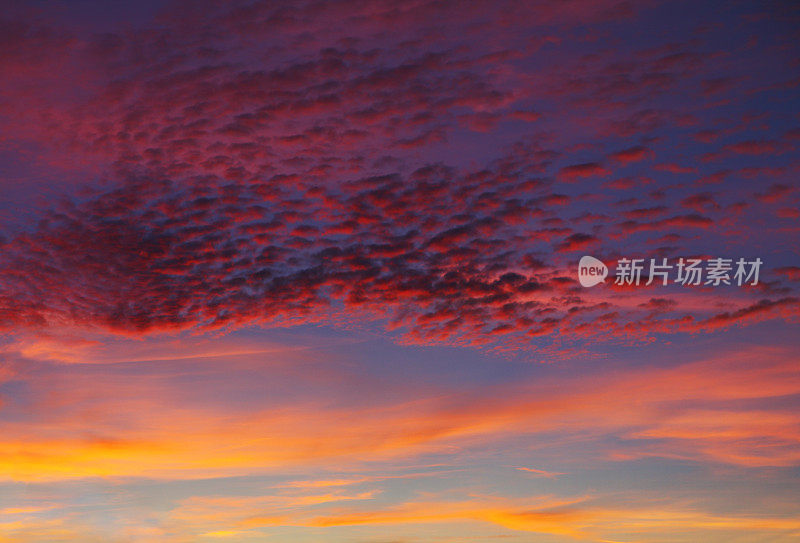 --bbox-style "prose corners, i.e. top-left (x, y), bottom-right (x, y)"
top-left (608, 145), bottom-right (651, 163)
top-left (558, 162), bottom-right (610, 182)
top-left (0, 0), bottom-right (796, 355)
